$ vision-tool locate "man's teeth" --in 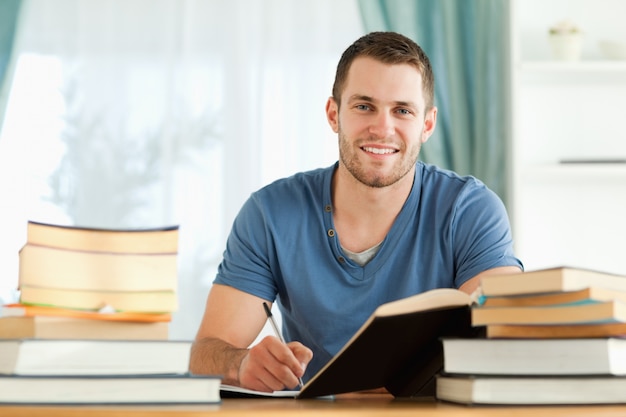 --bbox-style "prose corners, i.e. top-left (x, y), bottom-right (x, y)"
top-left (362, 147), bottom-right (396, 155)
